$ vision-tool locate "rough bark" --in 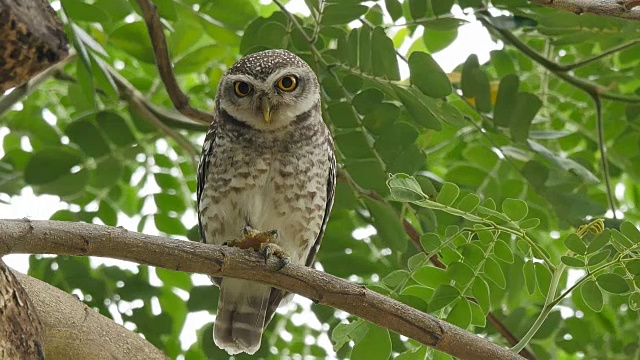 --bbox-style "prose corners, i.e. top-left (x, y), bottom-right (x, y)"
top-left (0, 258), bottom-right (44, 359)
top-left (10, 270), bottom-right (168, 360)
top-left (531, 0), bottom-right (640, 20)
top-left (0, 0), bottom-right (68, 92)
top-left (0, 219), bottom-right (523, 360)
